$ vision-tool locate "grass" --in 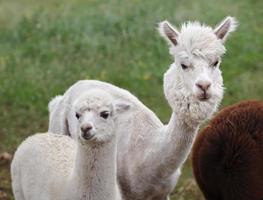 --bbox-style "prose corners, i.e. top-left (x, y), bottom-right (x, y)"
top-left (0, 0), bottom-right (262, 199)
